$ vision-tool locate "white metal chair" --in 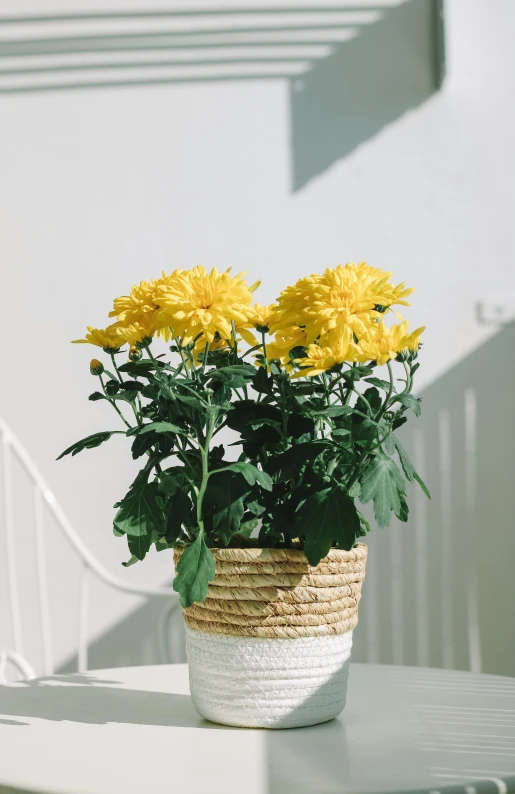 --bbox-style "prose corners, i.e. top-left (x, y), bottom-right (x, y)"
top-left (0, 416), bottom-right (179, 683)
